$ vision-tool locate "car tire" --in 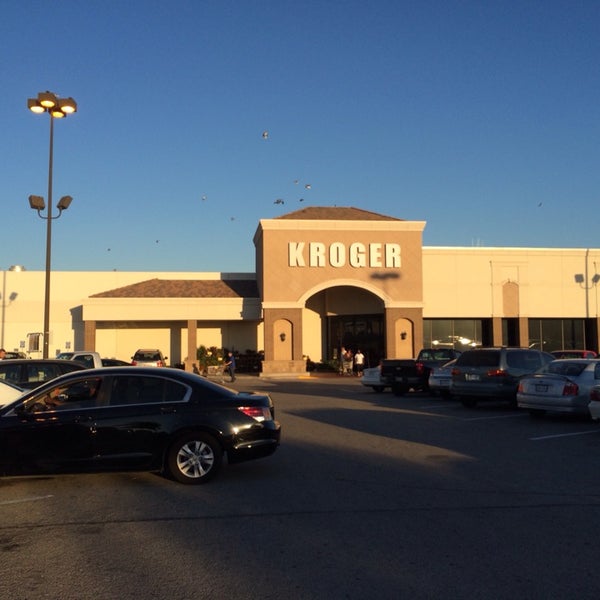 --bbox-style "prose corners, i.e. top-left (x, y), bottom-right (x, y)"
top-left (166, 432), bottom-right (223, 484)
